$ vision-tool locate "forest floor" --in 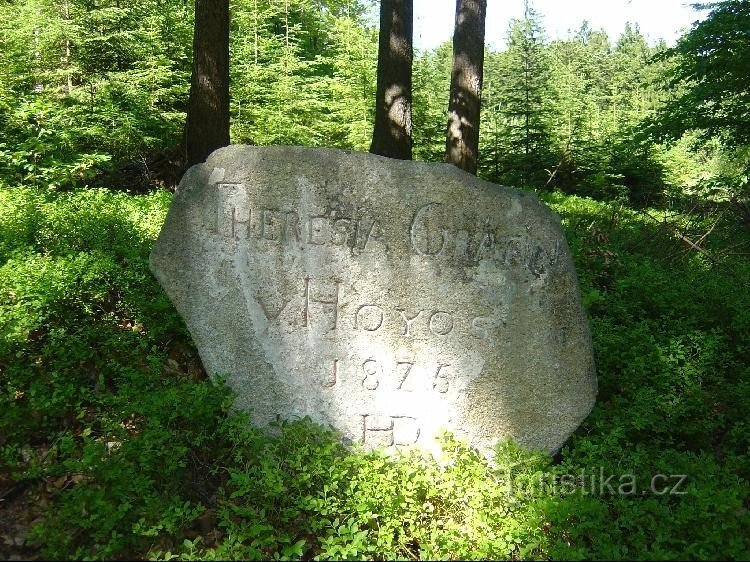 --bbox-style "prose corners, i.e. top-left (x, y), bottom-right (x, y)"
top-left (1, 185), bottom-right (749, 560)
